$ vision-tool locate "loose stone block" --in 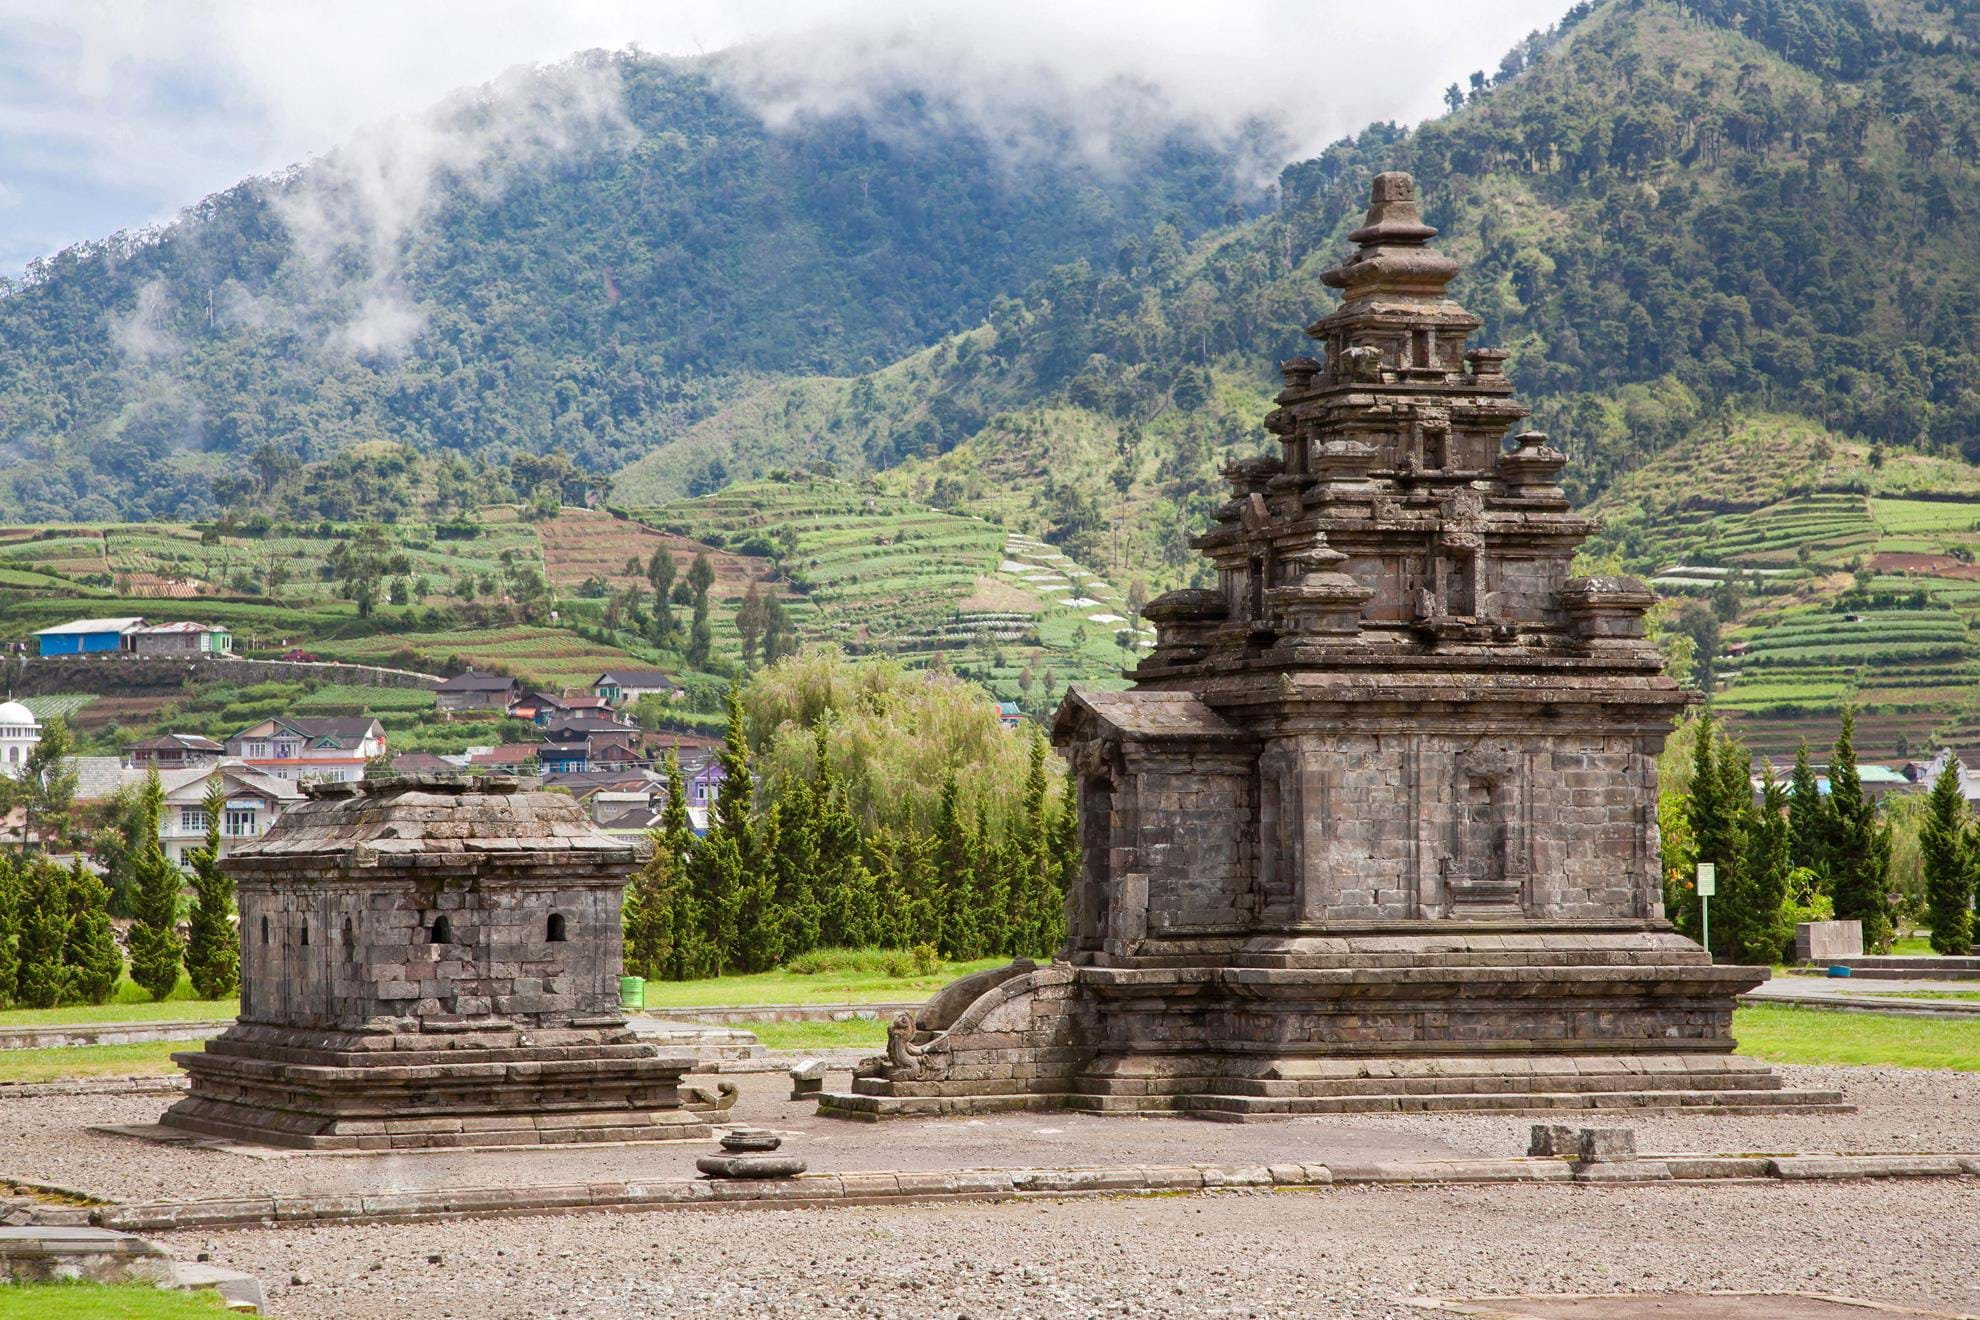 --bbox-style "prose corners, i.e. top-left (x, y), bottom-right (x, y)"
top-left (821, 173), bottom-right (1841, 1125)
top-left (161, 774), bottom-right (711, 1150)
